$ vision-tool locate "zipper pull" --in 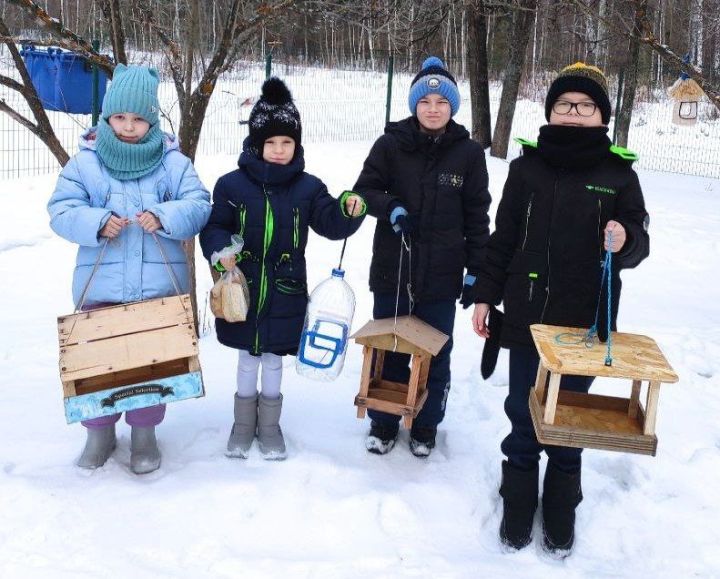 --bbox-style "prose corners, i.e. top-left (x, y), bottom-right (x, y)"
top-left (528, 272), bottom-right (538, 302)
